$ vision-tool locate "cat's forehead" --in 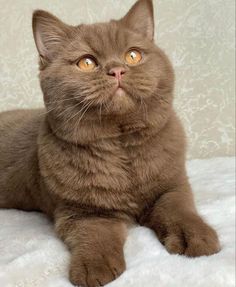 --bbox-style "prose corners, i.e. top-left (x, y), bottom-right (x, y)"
top-left (77, 22), bottom-right (125, 54)
top-left (67, 21), bottom-right (147, 58)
